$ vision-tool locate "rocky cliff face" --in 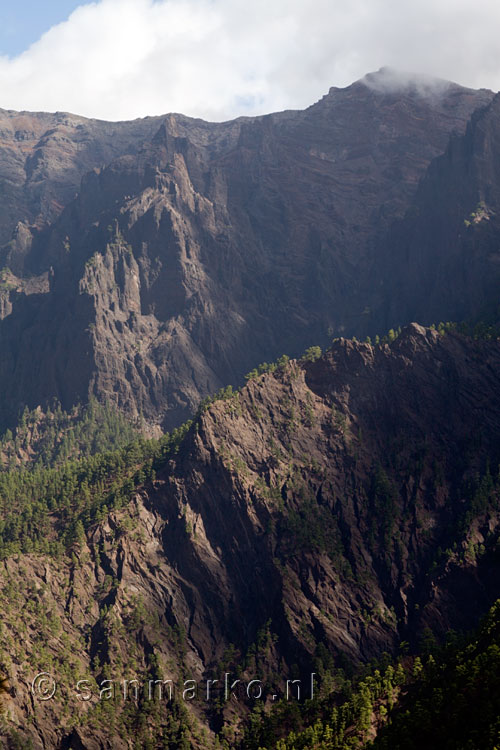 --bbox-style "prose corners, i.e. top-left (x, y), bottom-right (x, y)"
top-left (0, 108), bottom-right (168, 246)
top-left (0, 71), bottom-right (493, 430)
top-left (3, 325), bottom-right (500, 748)
top-left (367, 90), bottom-right (500, 329)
